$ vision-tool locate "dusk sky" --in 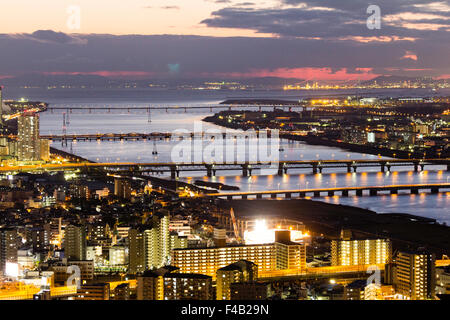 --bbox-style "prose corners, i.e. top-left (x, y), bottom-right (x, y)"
top-left (0, 0), bottom-right (449, 81)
